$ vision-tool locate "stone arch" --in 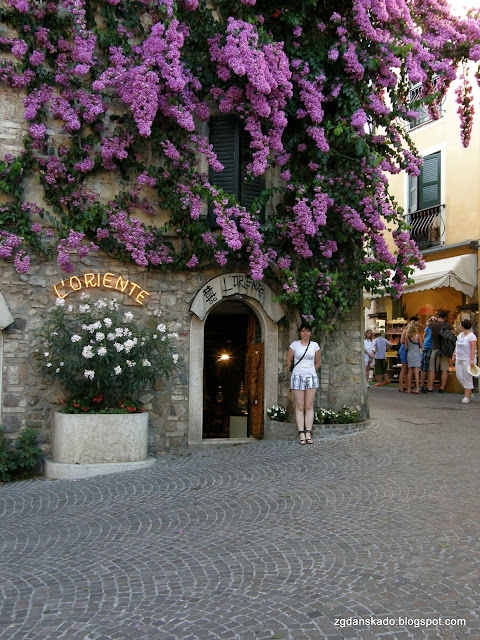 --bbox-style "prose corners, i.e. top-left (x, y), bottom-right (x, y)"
top-left (188, 276), bottom-right (283, 445)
